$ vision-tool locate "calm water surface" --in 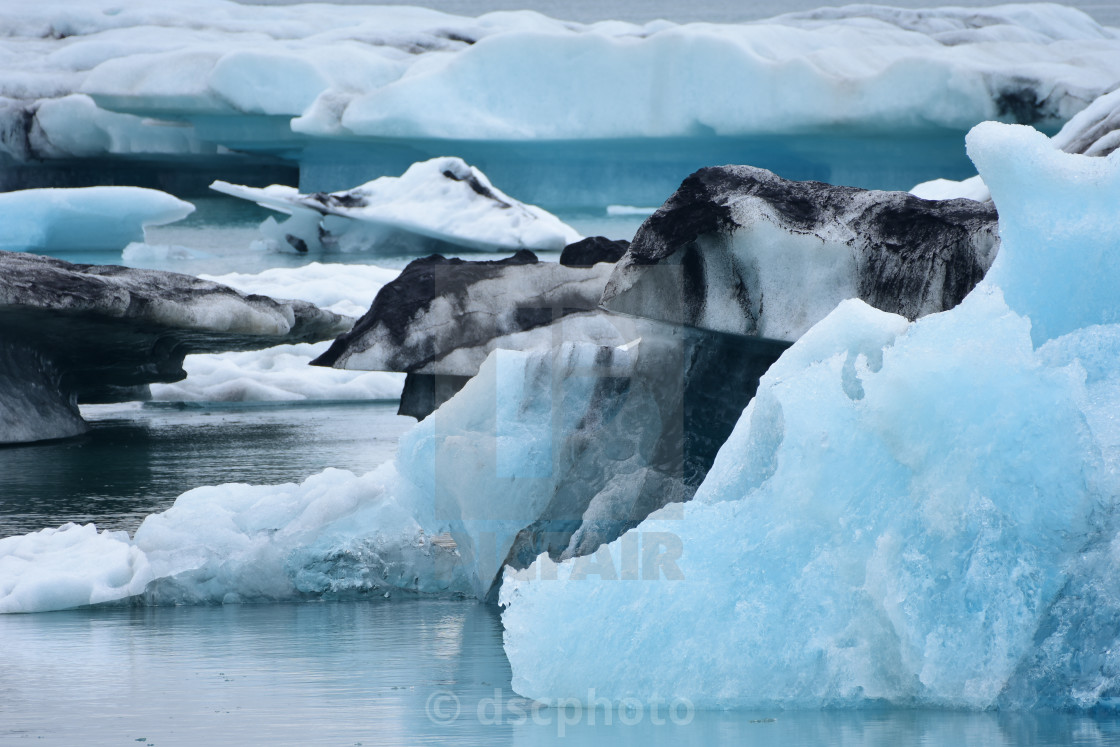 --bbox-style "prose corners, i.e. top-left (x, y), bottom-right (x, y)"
top-left (4, 600), bottom-right (1120, 746)
top-left (0, 401), bottom-right (411, 538)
